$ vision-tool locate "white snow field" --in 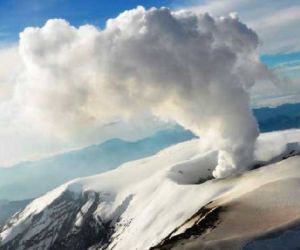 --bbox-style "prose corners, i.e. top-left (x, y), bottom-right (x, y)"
top-left (2, 129), bottom-right (300, 250)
